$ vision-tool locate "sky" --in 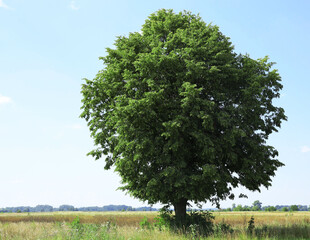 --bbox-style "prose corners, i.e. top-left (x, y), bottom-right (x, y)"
top-left (0, 0), bottom-right (309, 209)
